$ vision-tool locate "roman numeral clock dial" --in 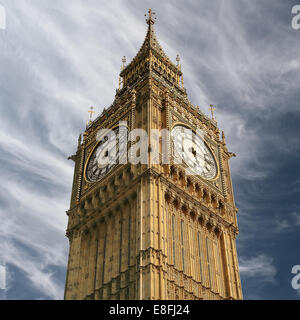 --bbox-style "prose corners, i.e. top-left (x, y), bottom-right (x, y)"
top-left (85, 126), bottom-right (127, 183)
top-left (172, 125), bottom-right (217, 180)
